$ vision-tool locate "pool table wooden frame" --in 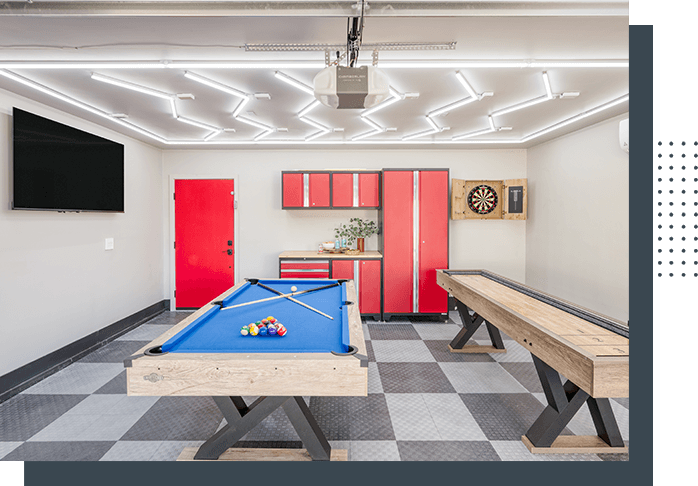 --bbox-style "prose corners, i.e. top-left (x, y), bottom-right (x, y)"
top-left (437, 269), bottom-right (629, 455)
top-left (125, 279), bottom-right (367, 398)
